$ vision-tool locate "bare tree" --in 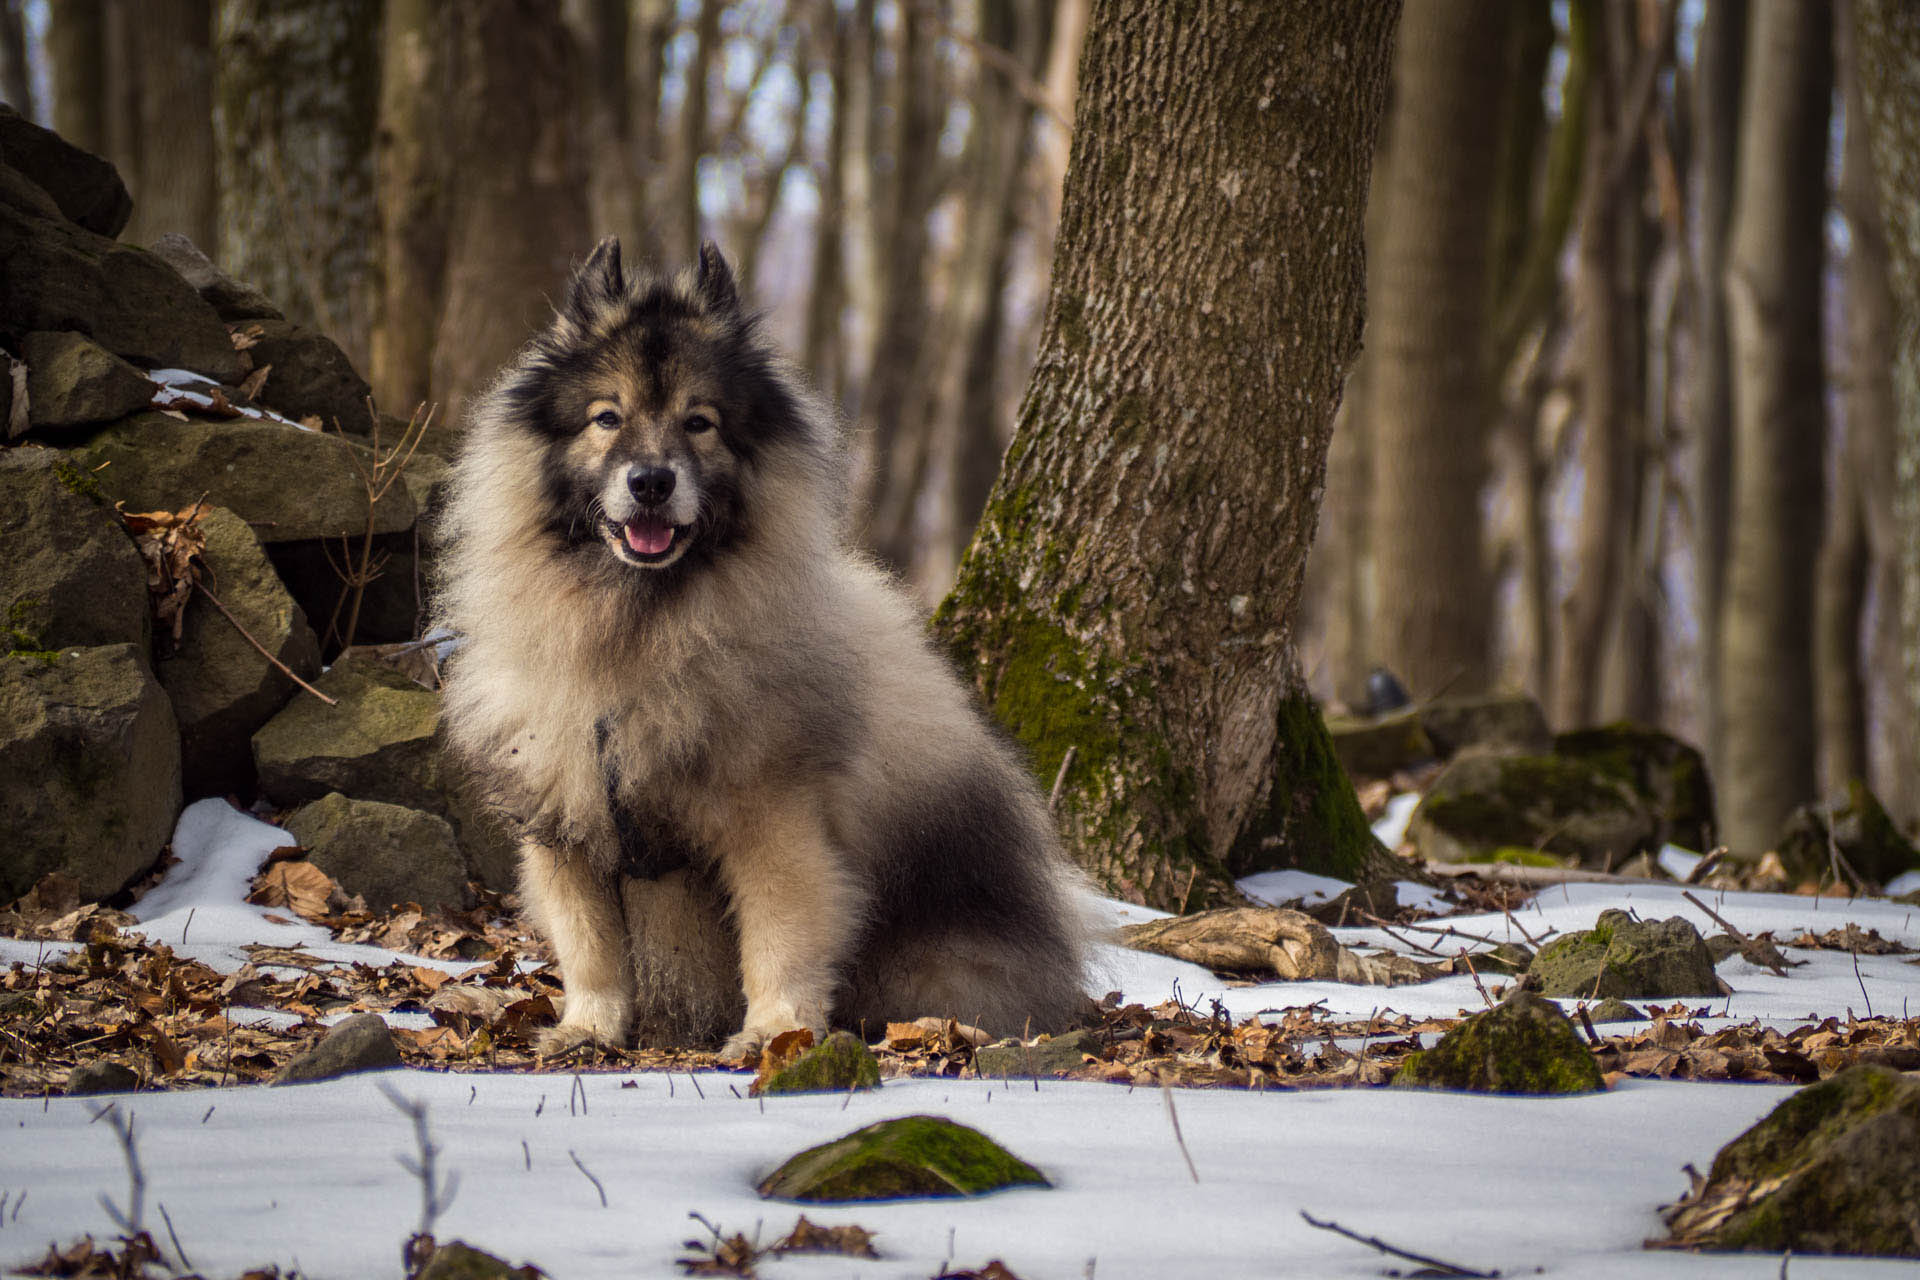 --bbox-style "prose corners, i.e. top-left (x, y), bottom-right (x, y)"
top-left (126, 0), bottom-right (216, 251)
top-left (47, 0), bottom-right (107, 152)
top-left (933, 0), bottom-right (1401, 909)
